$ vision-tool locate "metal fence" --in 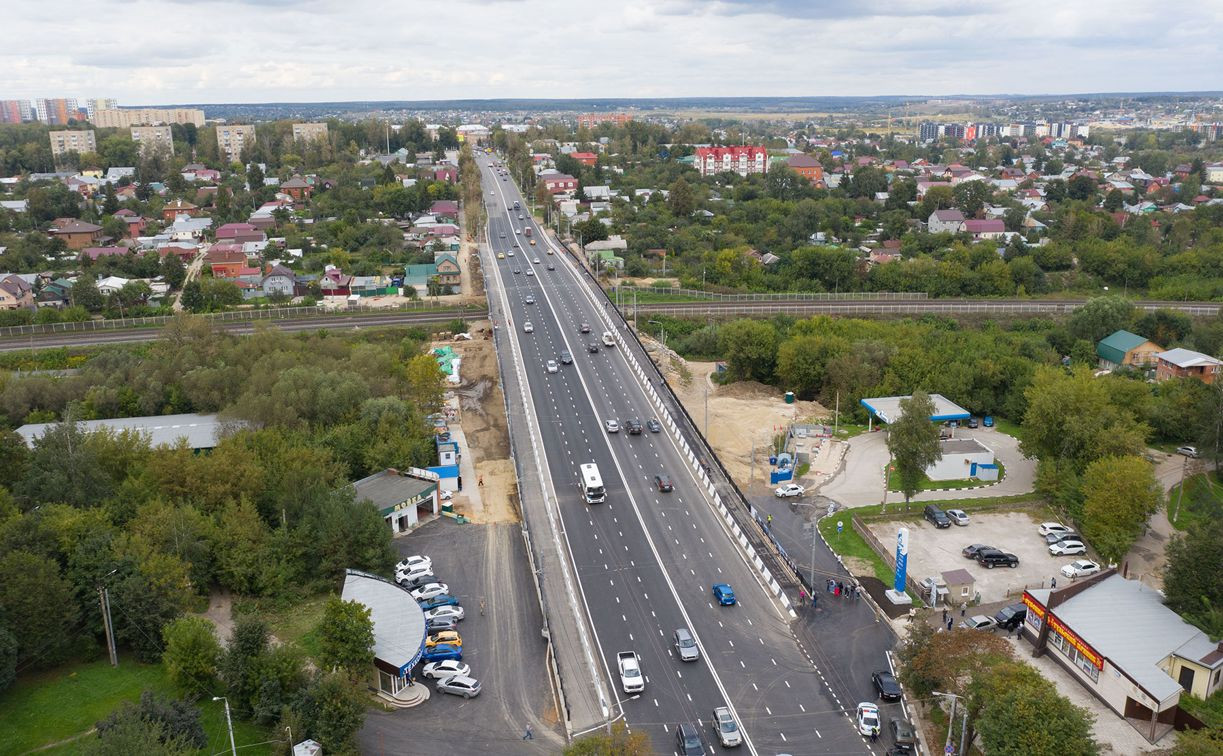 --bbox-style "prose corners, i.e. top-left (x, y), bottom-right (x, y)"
top-left (635, 300), bottom-right (1223, 317)
top-left (614, 286), bottom-right (929, 302)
